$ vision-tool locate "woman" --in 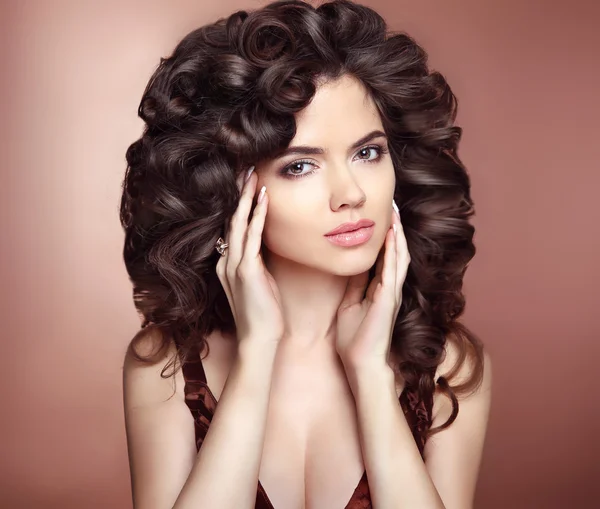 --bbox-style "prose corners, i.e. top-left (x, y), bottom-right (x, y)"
top-left (120, 1), bottom-right (492, 508)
